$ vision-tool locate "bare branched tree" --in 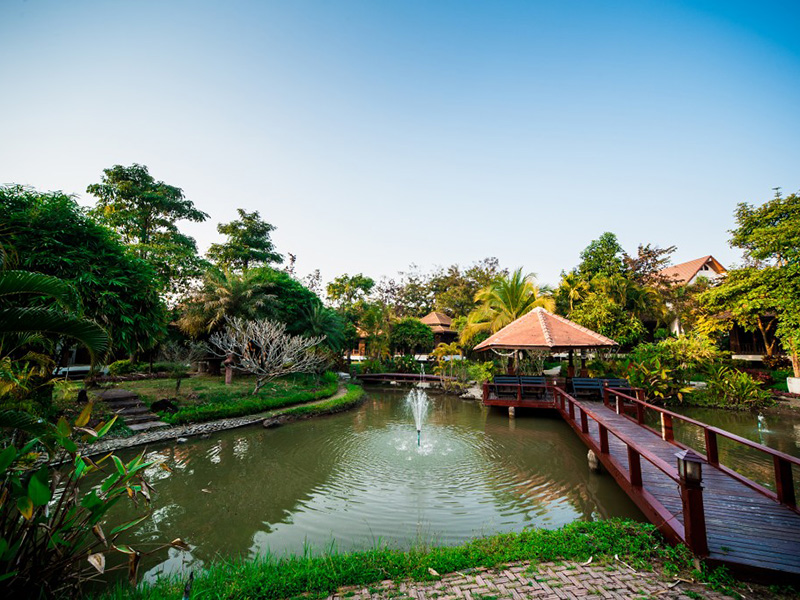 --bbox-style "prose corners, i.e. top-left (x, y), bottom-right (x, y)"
top-left (207, 317), bottom-right (328, 394)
